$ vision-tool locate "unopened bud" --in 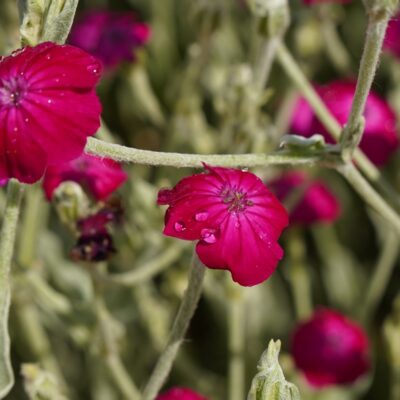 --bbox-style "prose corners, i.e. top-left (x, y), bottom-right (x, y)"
top-left (52, 181), bottom-right (89, 228)
top-left (247, 340), bottom-right (300, 400)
